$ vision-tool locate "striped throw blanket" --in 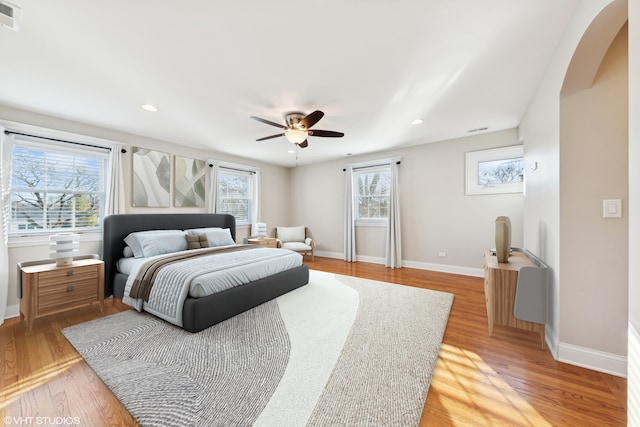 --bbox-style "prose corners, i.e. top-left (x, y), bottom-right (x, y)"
top-left (122, 245), bottom-right (302, 327)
